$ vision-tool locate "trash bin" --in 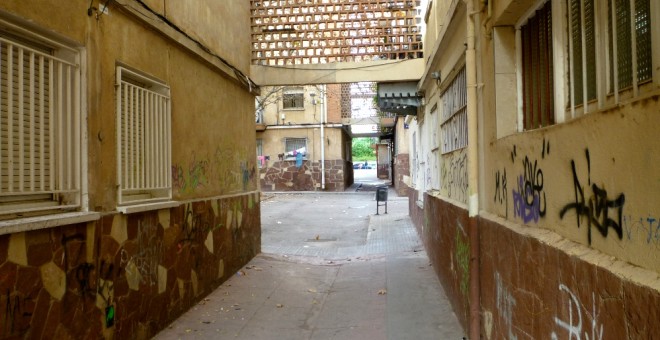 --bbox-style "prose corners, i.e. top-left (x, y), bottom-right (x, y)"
top-left (376, 186), bottom-right (388, 215)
